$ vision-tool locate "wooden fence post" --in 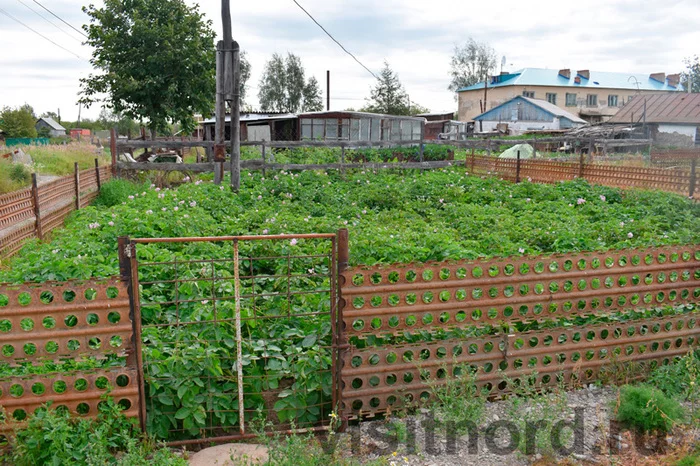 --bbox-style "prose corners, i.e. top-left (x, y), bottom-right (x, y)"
top-left (94, 158), bottom-right (102, 191)
top-left (261, 142), bottom-right (267, 177)
top-left (516, 150), bottom-right (521, 183)
top-left (110, 128), bottom-right (117, 176)
top-left (31, 173), bottom-right (43, 240)
top-left (690, 157), bottom-right (697, 199)
top-left (340, 144), bottom-right (346, 178)
top-left (470, 146), bottom-right (475, 173)
top-left (74, 162), bottom-right (80, 210)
